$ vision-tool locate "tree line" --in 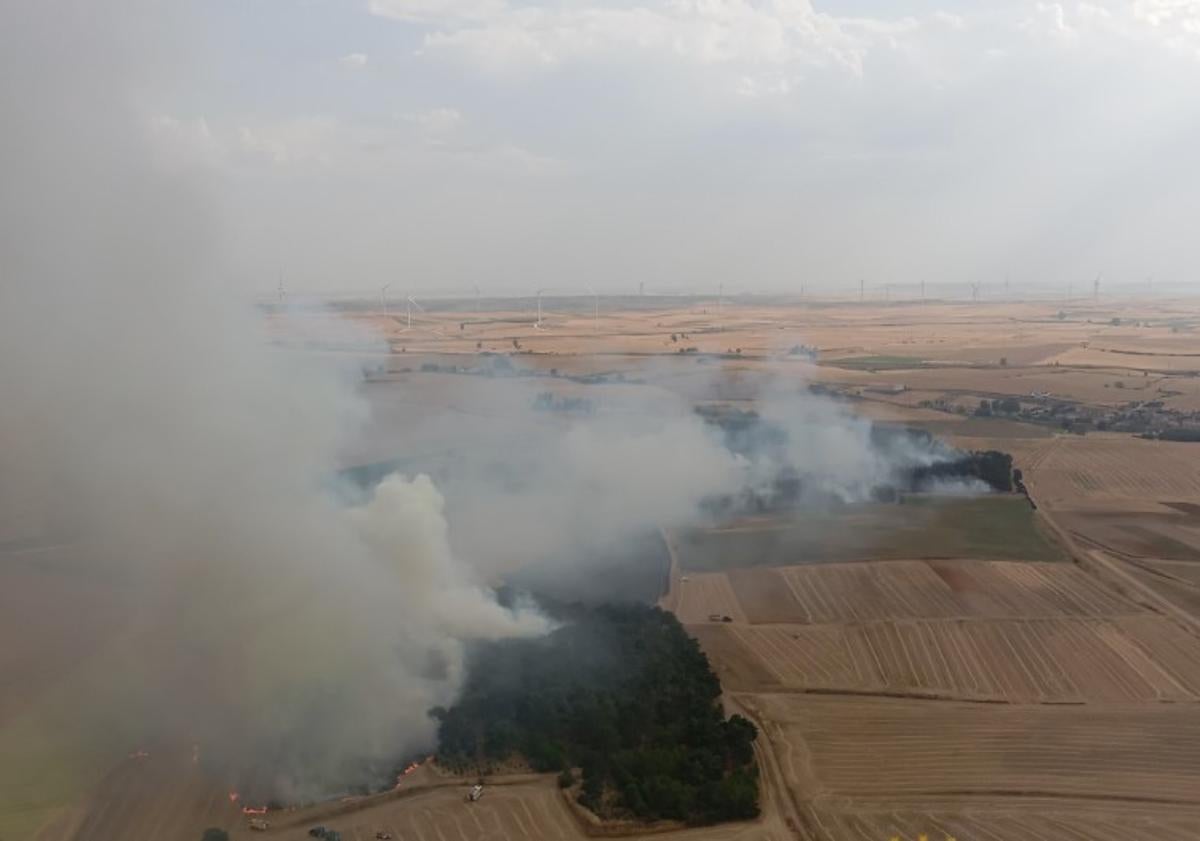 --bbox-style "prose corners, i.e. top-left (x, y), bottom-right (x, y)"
top-left (432, 602), bottom-right (759, 825)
